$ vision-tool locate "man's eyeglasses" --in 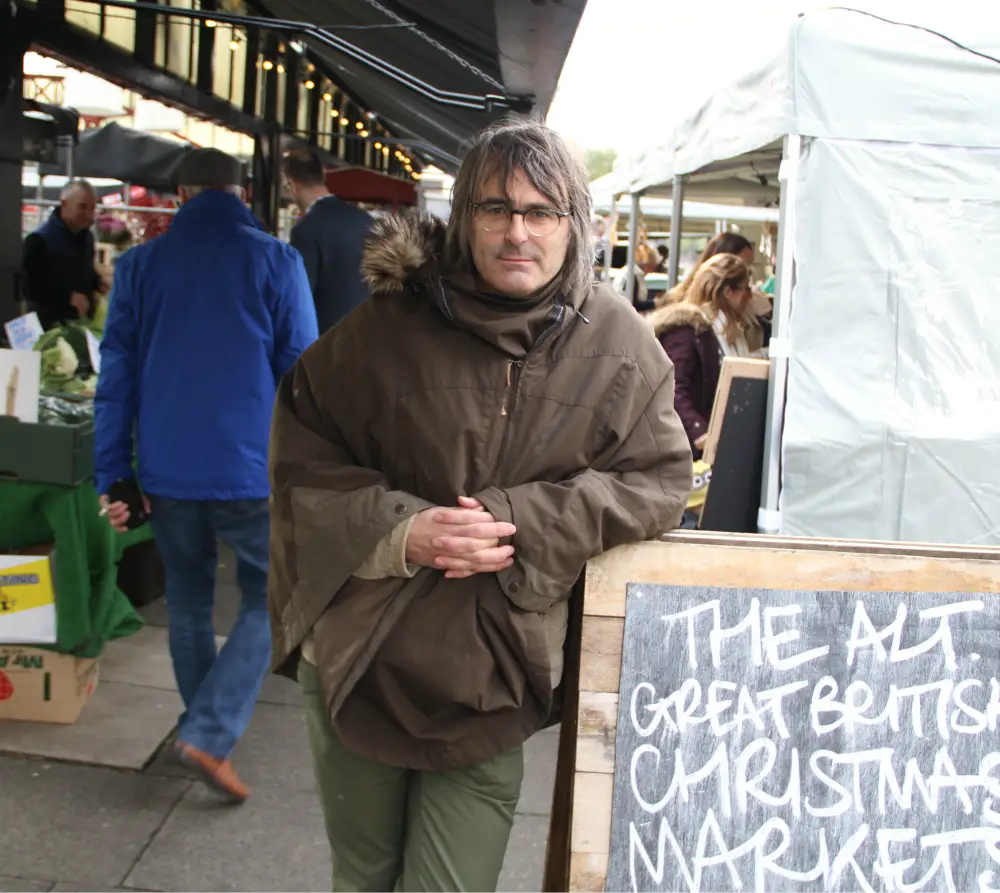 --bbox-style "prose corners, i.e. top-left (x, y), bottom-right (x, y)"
top-left (471, 202), bottom-right (570, 238)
